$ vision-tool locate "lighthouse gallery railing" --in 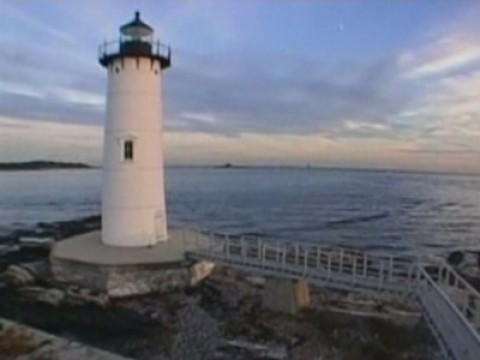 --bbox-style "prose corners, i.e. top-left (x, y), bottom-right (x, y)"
top-left (98, 39), bottom-right (171, 63)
